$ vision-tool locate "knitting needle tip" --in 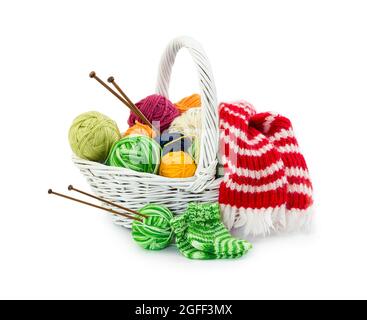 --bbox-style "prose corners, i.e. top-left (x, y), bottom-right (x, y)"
top-left (89, 71), bottom-right (96, 78)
